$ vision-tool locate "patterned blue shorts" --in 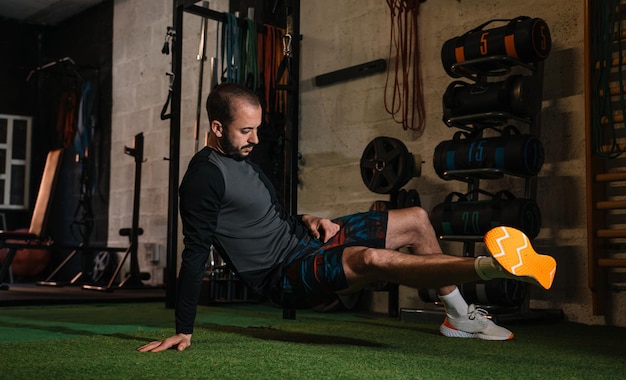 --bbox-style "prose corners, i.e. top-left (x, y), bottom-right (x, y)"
top-left (281, 210), bottom-right (388, 308)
